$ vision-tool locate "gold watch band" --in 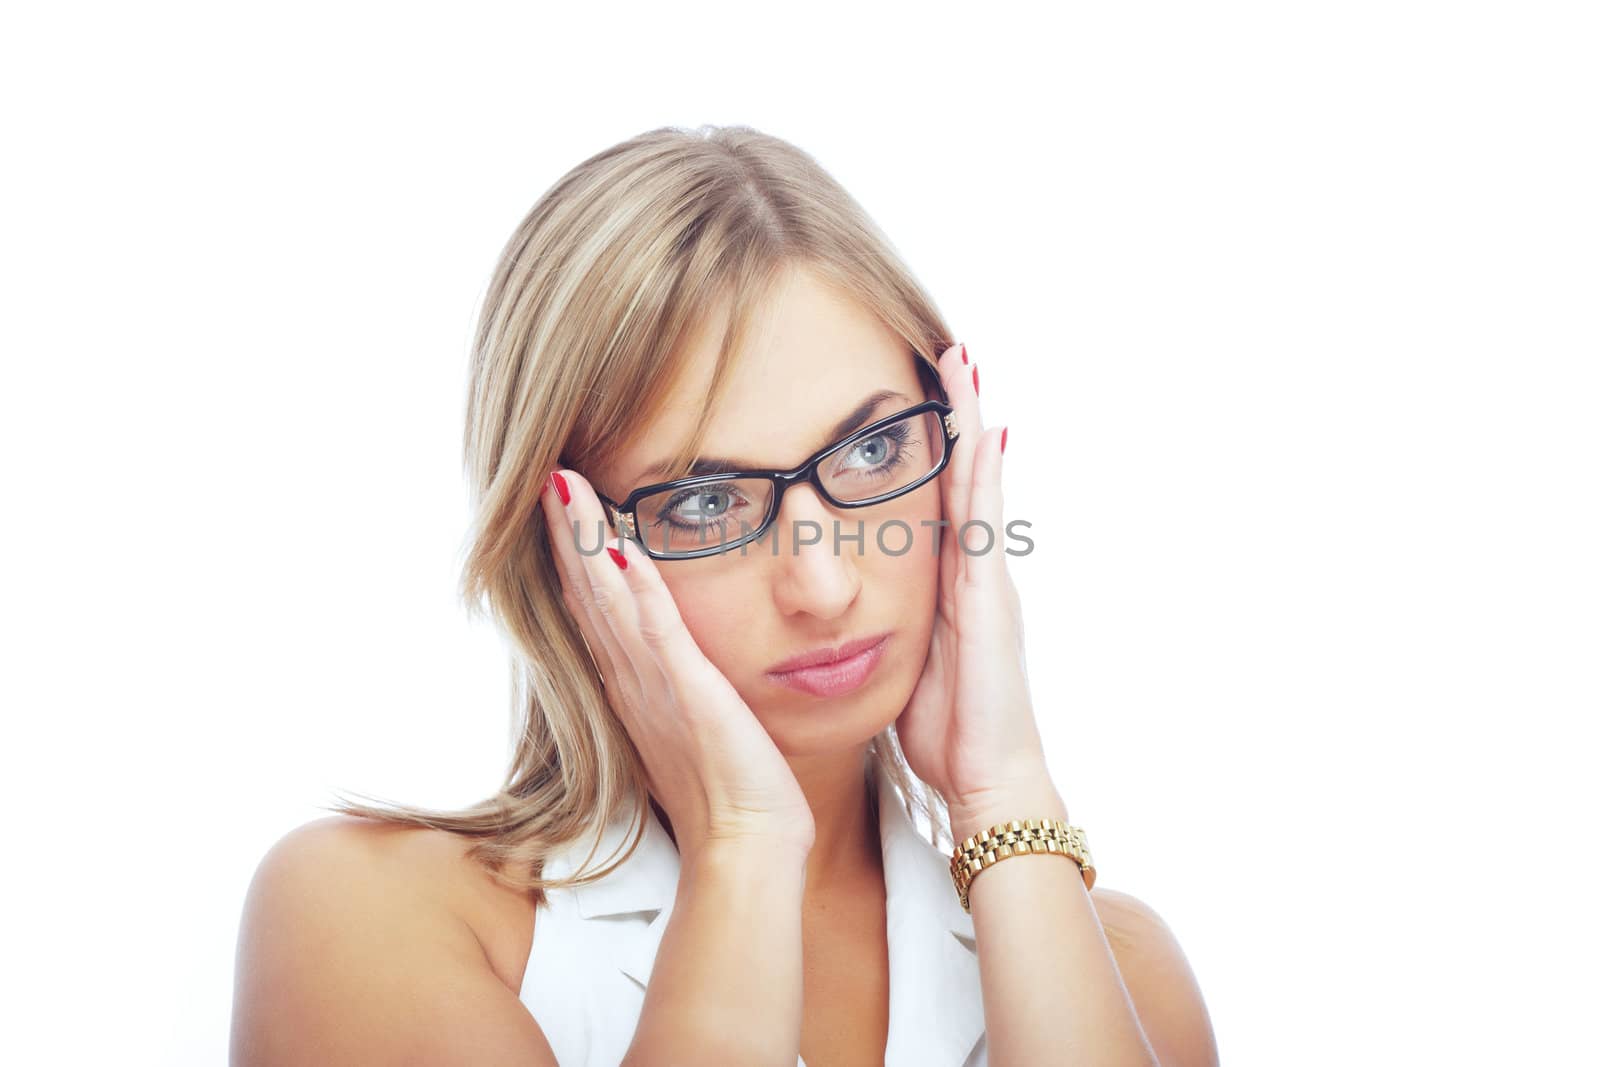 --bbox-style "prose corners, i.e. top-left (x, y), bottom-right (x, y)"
top-left (949, 818), bottom-right (1095, 912)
